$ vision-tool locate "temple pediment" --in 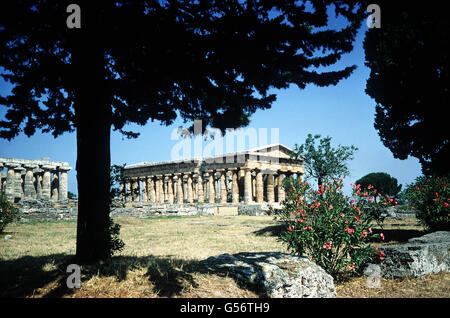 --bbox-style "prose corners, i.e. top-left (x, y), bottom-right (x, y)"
top-left (247, 144), bottom-right (294, 159)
